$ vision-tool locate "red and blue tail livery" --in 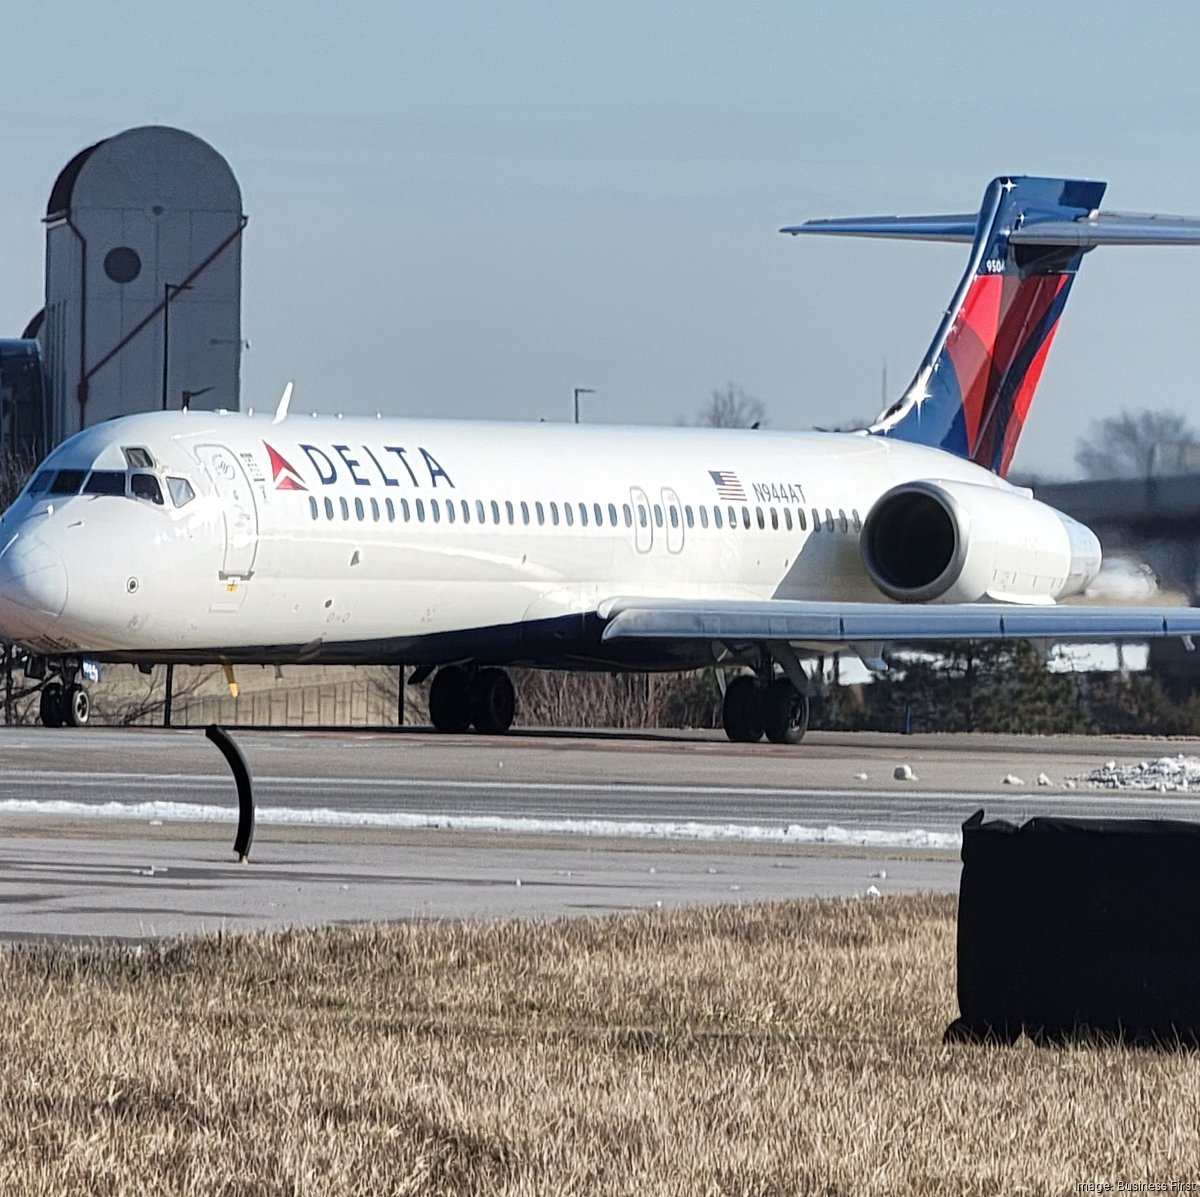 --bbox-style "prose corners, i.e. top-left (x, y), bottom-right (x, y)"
top-left (784, 176), bottom-right (1200, 477)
